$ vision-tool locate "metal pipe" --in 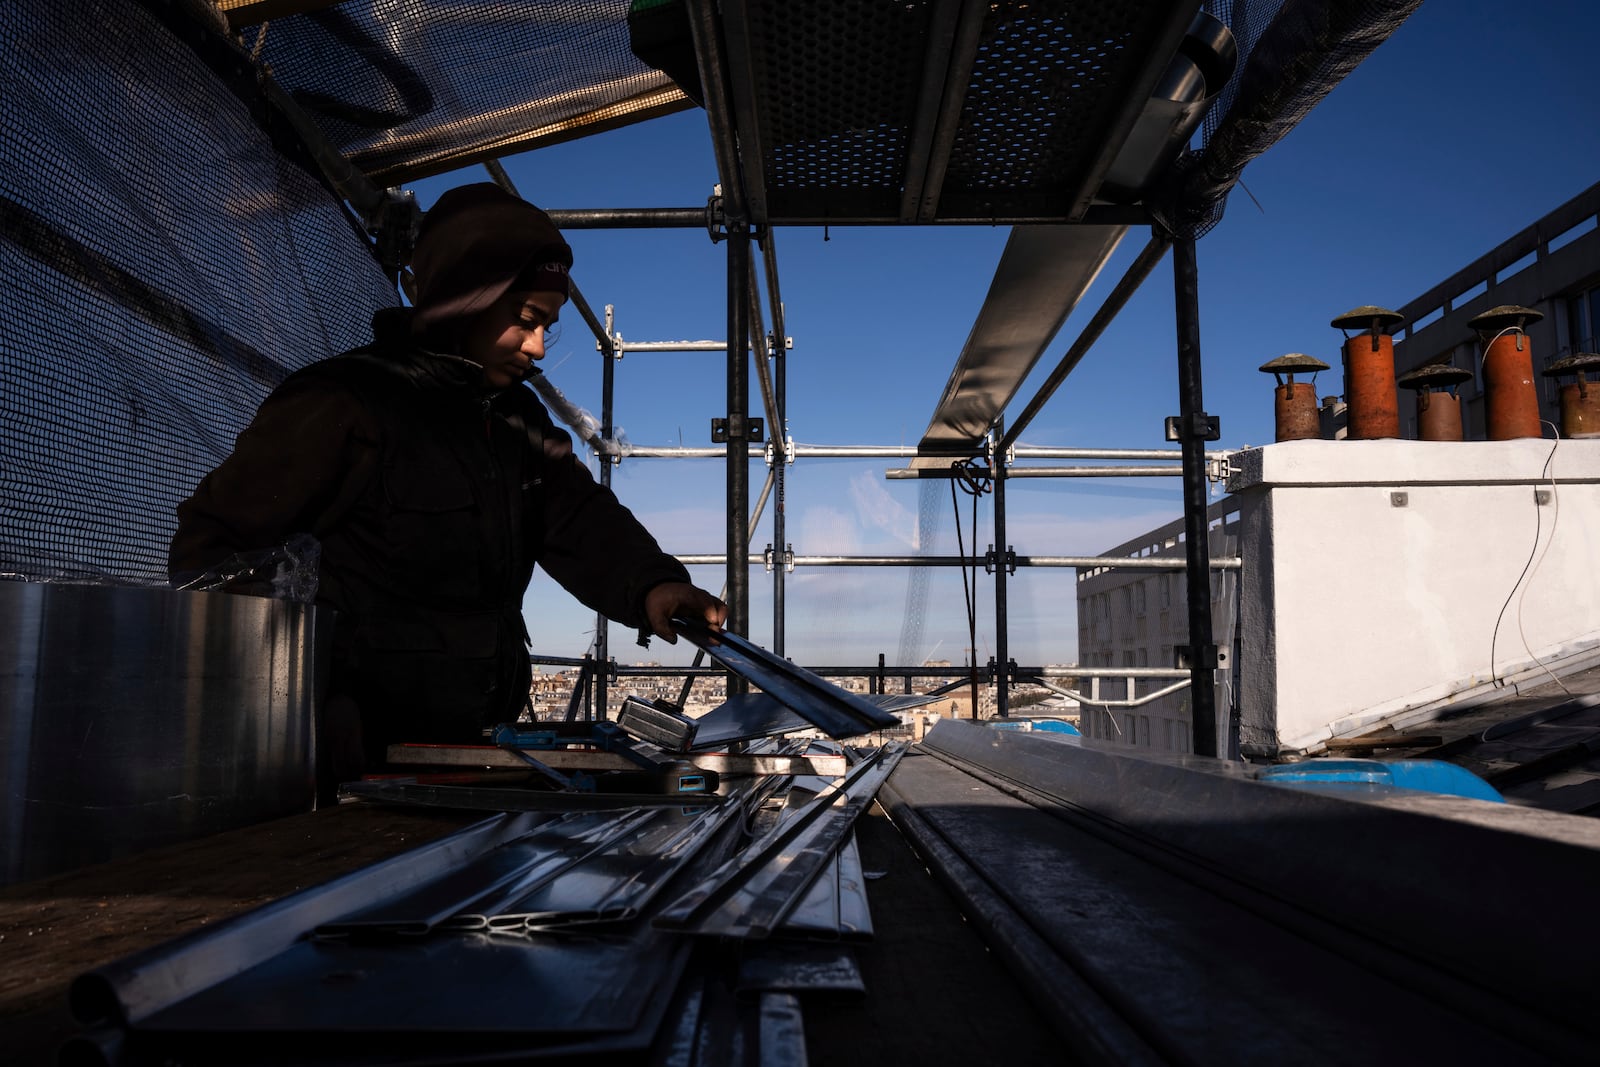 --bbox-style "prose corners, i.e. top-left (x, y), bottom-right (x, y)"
top-left (1000, 236), bottom-right (1173, 453)
top-left (1027, 676), bottom-right (1192, 710)
top-left (618, 444), bottom-right (1212, 461)
top-left (685, 0), bottom-right (746, 223)
top-left (994, 439), bottom-right (1009, 718)
top-left (546, 208), bottom-right (710, 229)
top-left (628, 446), bottom-right (759, 459)
top-left (748, 260), bottom-right (781, 446)
top-left (890, 464), bottom-right (1184, 479)
top-left (610, 339), bottom-right (730, 353)
top-left (672, 553), bottom-right (1242, 570)
top-left (726, 230), bottom-right (752, 668)
top-left (1006, 465), bottom-right (1185, 478)
top-left (899, 0), bottom-right (987, 222)
top-left (595, 303), bottom-right (616, 718)
top-left (773, 298), bottom-right (788, 656)
top-left (1172, 238), bottom-right (1218, 757)
top-left (541, 207), bottom-right (1153, 229)
top-left (530, 658), bottom-right (1188, 682)
top-left (1063, 2), bottom-right (1204, 220)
